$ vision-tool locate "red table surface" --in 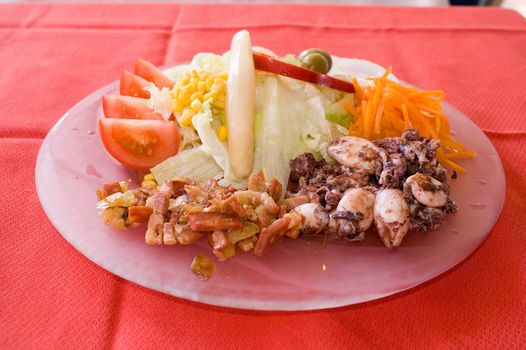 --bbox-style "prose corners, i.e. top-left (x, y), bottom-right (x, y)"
top-left (1, 3), bottom-right (525, 349)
